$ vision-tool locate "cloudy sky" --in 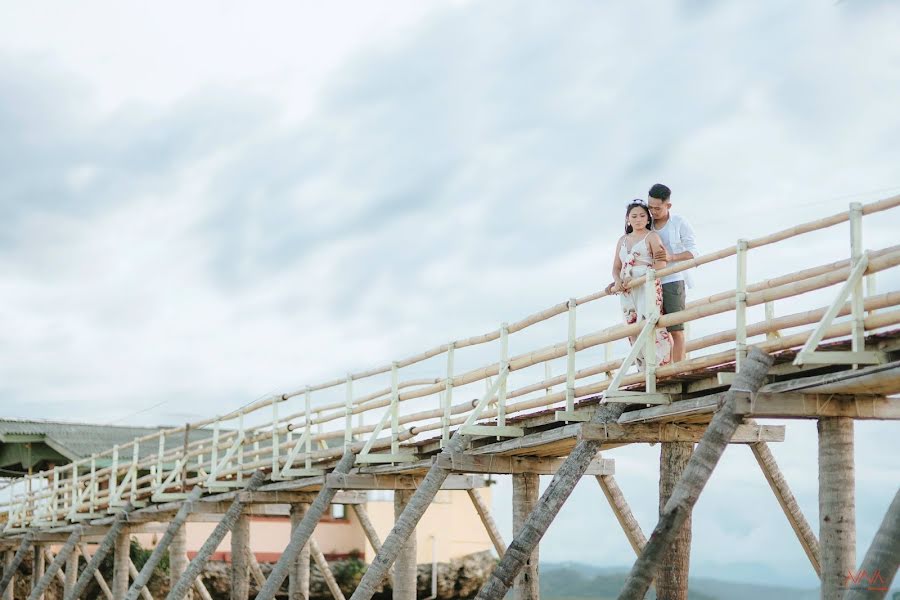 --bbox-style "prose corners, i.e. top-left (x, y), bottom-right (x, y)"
top-left (2, 0), bottom-right (899, 587)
